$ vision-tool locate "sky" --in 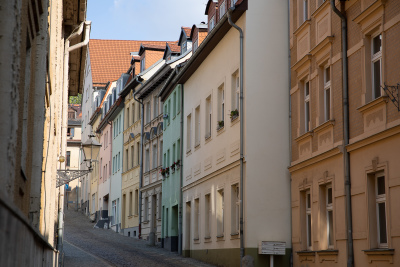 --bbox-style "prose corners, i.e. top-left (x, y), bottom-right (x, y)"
top-left (87, 0), bottom-right (208, 41)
